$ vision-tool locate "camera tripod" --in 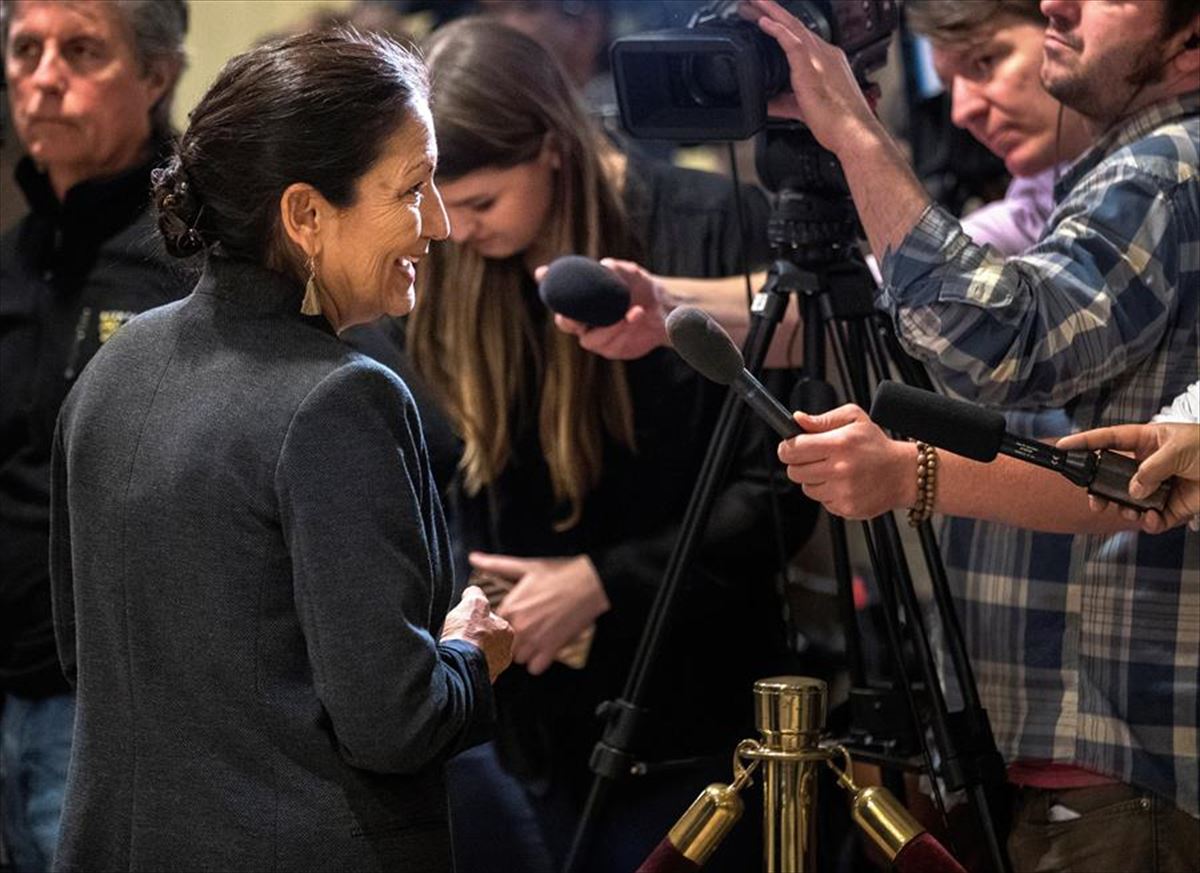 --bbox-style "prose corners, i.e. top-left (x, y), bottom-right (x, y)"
top-left (564, 125), bottom-right (1009, 873)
